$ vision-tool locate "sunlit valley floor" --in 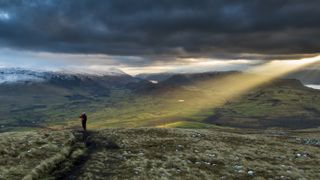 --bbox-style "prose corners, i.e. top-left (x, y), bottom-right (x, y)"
top-left (0, 69), bottom-right (320, 179)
